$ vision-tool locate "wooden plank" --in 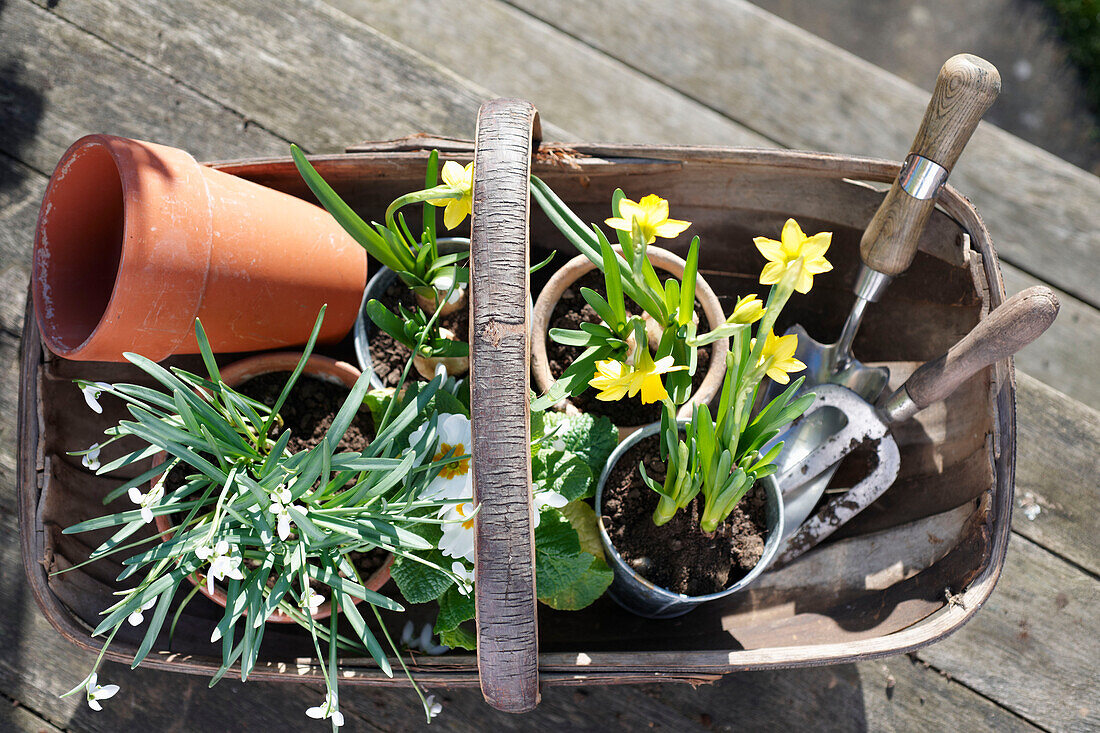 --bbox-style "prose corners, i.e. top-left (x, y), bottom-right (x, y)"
top-left (0, 330), bottom-right (20, 478)
top-left (327, 0), bottom-right (772, 147)
top-left (502, 0), bottom-right (1100, 308)
top-left (915, 534), bottom-right (1100, 730)
top-left (0, 157), bottom-right (44, 338)
top-left (648, 656), bottom-right (1041, 732)
top-left (0, 0), bottom-right (284, 173)
top-left (1013, 373), bottom-right (1100, 576)
top-left (0, 697), bottom-right (64, 733)
top-left (23, 0), bottom-right (567, 153)
top-left (1003, 264), bottom-right (1100, 411)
